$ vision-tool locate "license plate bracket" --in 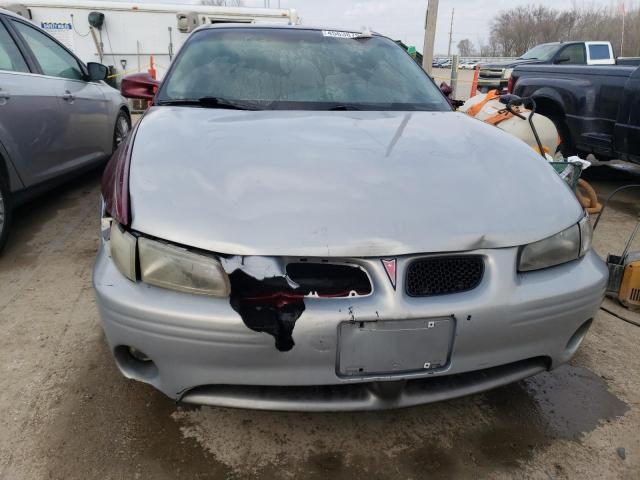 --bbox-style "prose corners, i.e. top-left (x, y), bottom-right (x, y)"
top-left (337, 317), bottom-right (455, 377)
